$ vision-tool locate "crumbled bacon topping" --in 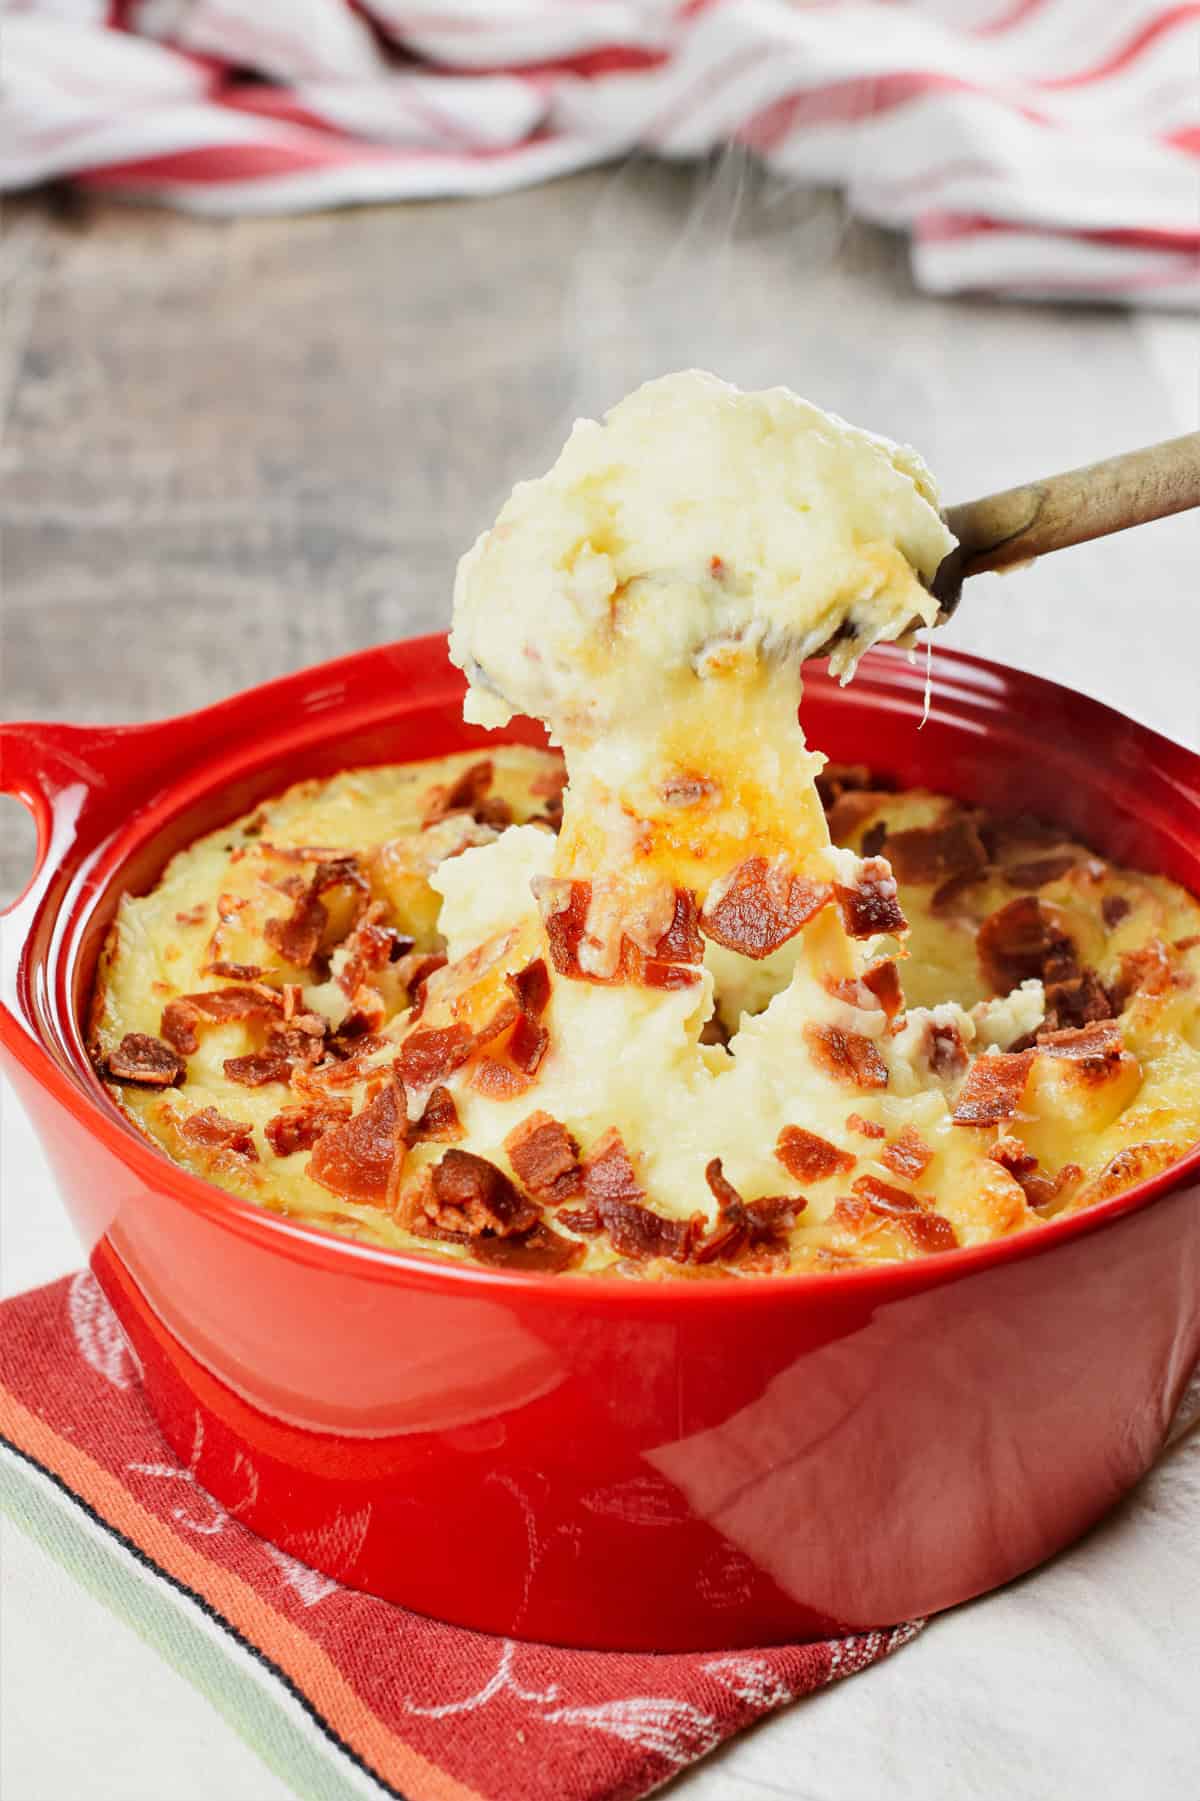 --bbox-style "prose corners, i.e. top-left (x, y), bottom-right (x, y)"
top-left (835, 857), bottom-right (907, 940)
top-left (223, 1052), bottom-right (292, 1087)
top-left (1040, 968), bottom-right (1113, 1035)
top-left (691, 1159), bottom-right (800, 1269)
top-left (407, 1084), bottom-right (462, 1144)
top-left (882, 816), bottom-right (988, 887)
top-left (395, 952), bottom-right (448, 1018)
top-left (505, 1112), bottom-right (582, 1205)
top-left (775, 1126), bottom-right (855, 1183)
top-left (988, 1137), bottom-right (1078, 1212)
top-left (179, 1106), bottom-right (257, 1158)
top-left (926, 1021), bottom-right (969, 1081)
top-left (204, 960), bottom-right (264, 981)
top-left (580, 1130), bottom-right (699, 1262)
top-left (264, 891), bottom-right (329, 969)
top-left (265, 1098), bottom-right (351, 1157)
top-left (307, 1077), bottom-right (406, 1204)
top-left (425, 1148), bottom-right (537, 1237)
top-left (160, 999), bottom-right (200, 1056)
top-left (846, 1112), bottom-right (885, 1139)
top-left (1109, 938), bottom-right (1173, 1011)
top-left (837, 1174), bottom-right (957, 1254)
top-left (336, 902), bottom-right (411, 998)
top-left (424, 759), bottom-right (513, 832)
top-left (861, 958), bottom-right (904, 1021)
top-left (183, 985), bottom-right (283, 1022)
top-left (539, 878), bottom-right (702, 989)
top-left (951, 1051), bottom-right (1035, 1126)
top-left (700, 858), bottom-right (831, 960)
top-left (988, 1135), bottom-right (1039, 1179)
top-left (804, 1024), bottom-right (889, 1090)
top-left (508, 957), bottom-right (551, 1019)
top-left (1003, 853), bottom-right (1080, 889)
top-left (880, 1126), bottom-right (933, 1181)
top-left (815, 763), bottom-right (882, 810)
top-left (398, 1023), bottom-right (474, 1090)
top-left (106, 1032), bottom-right (185, 1088)
top-left (976, 896), bottom-right (1077, 994)
top-left (1102, 895), bottom-right (1132, 930)
top-left (471, 1221), bottom-right (585, 1273)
